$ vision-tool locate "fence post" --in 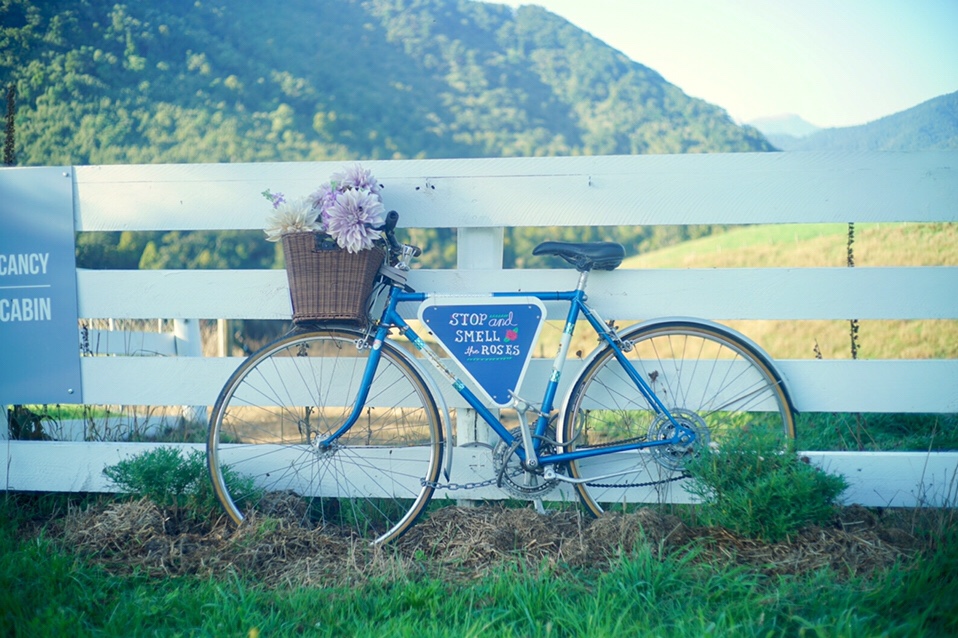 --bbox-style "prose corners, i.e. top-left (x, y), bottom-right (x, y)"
top-left (452, 227), bottom-right (504, 503)
top-left (173, 319), bottom-right (206, 426)
top-left (173, 318), bottom-right (203, 357)
top-left (216, 319), bottom-right (232, 357)
top-left (455, 227), bottom-right (504, 450)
